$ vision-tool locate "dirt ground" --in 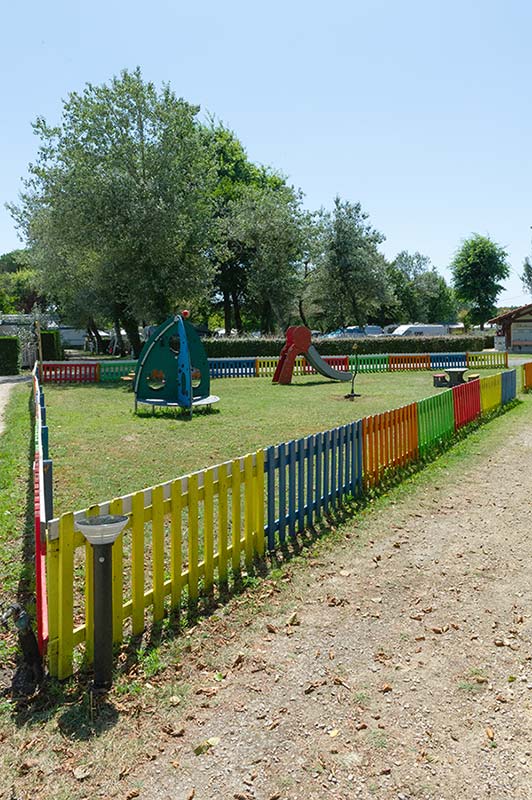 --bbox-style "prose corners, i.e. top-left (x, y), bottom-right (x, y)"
top-left (2, 397), bottom-right (532, 800)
